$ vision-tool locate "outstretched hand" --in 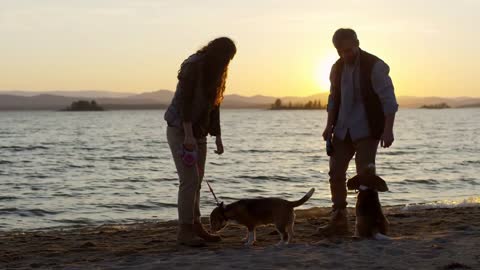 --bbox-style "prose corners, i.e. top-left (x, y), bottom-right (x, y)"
top-left (183, 135), bottom-right (197, 151)
top-left (215, 136), bottom-right (224, 155)
top-left (380, 129), bottom-right (394, 148)
top-left (322, 125), bottom-right (333, 141)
